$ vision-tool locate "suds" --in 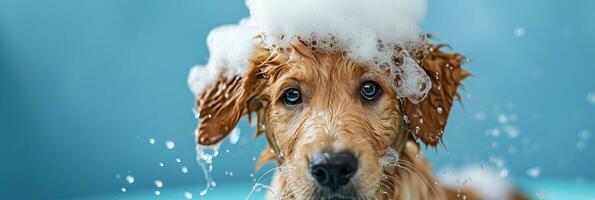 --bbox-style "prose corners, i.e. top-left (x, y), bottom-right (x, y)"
top-left (188, 0), bottom-right (432, 103)
top-left (380, 147), bottom-right (400, 167)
